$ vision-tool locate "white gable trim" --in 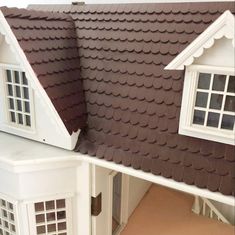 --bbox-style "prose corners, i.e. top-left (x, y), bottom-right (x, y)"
top-left (0, 10), bottom-right (71, 138)
top-left (165, 10), bottom-right (235, 70)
